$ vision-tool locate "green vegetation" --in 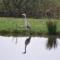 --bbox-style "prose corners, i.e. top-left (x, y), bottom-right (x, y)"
top-left (47, 20), bottom-right (57, 35)
top-left (0, 0), bottom-right (60, 18)
top-left (0, 17), bottom-right (60, 36)
top-left (47, 36), bottom-right (57, 49)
